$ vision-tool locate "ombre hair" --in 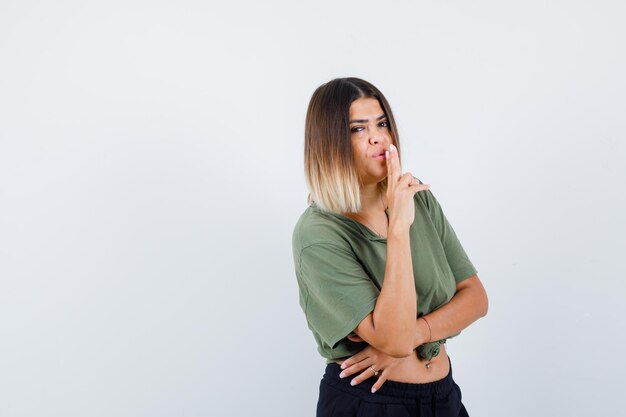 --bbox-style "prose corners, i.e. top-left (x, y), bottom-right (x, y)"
top-left (304, 77), bottom-right (402, 214)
